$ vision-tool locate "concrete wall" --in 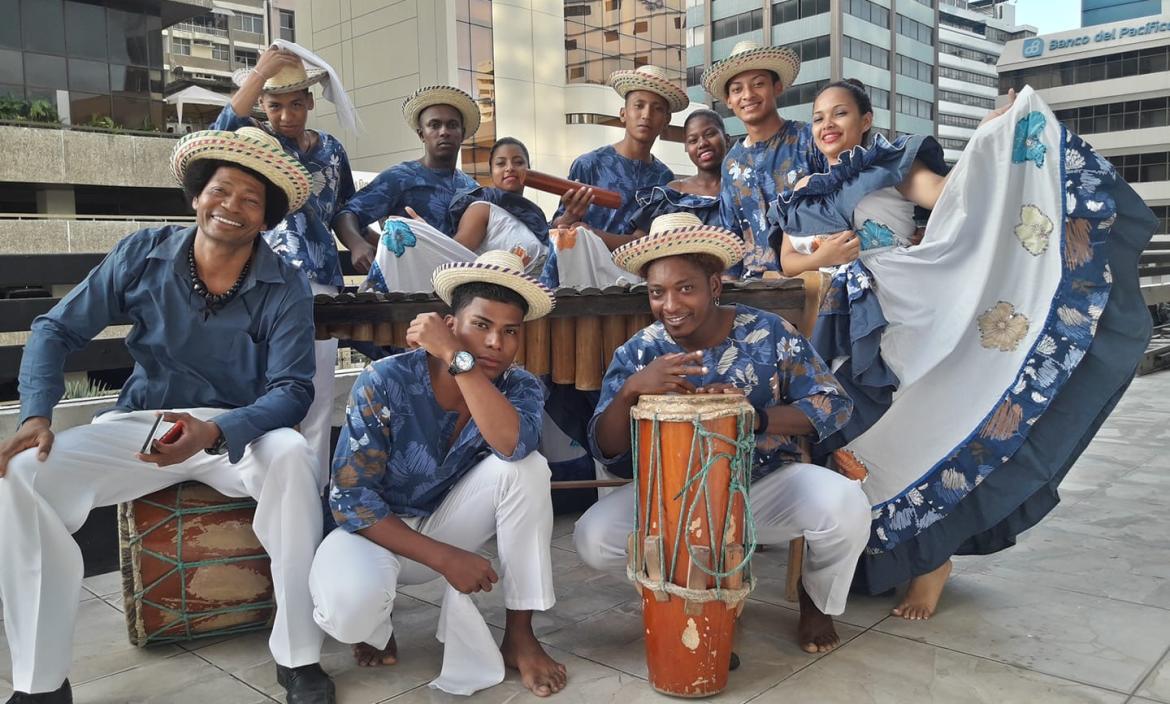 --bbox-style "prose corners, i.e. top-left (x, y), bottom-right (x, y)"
top-left (0, 125), bottom-right (179, 189)
top-left (0, 219), bottom-right (186, 255)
